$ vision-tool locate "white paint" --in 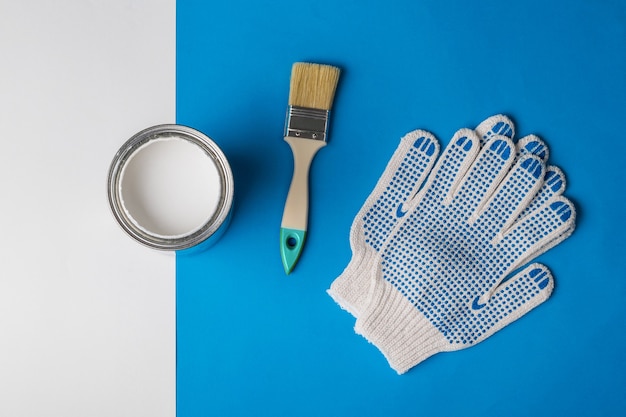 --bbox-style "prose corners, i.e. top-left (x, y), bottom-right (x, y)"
top-left (120, 136), bottom-right (221, 238)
